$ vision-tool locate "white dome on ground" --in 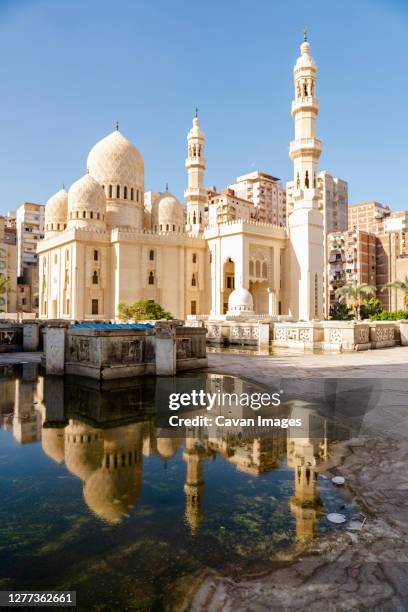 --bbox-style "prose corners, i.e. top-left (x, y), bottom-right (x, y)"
top-left (157, 192), bottom-right (183, 232)
top-left (87, 129), bottom-right (144, 191)
top-left (44, 188), bottom-right (68, 234)
top-left (227, 287), bottom-right (254, 315)
top-left (67, 174), bottom-right (106, 229)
